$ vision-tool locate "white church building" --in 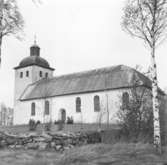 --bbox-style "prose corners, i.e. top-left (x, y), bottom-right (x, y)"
top-left (13, 41), bottom-right (154, 125)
